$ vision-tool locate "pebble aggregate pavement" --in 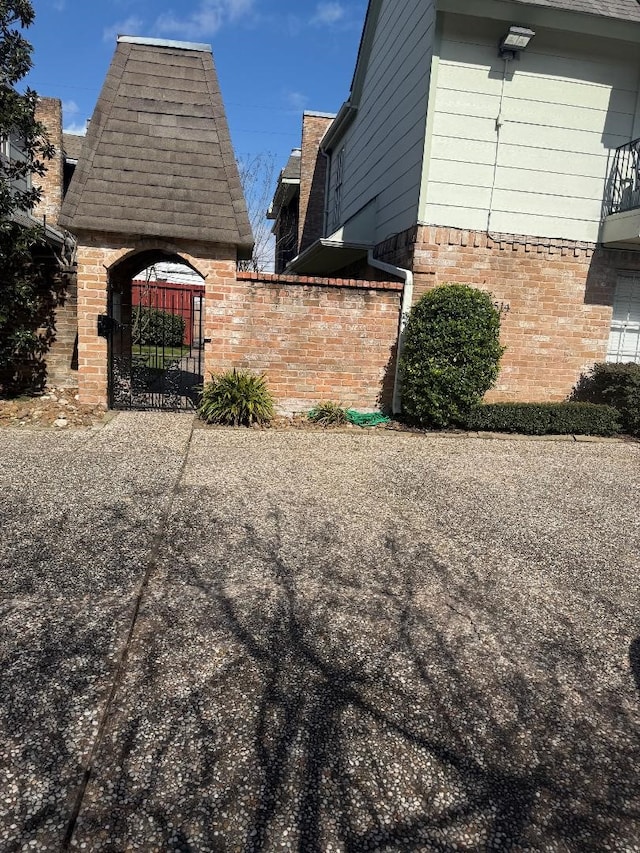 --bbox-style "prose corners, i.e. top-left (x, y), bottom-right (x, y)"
top-left (1, 414), bottom-right (639, 852)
